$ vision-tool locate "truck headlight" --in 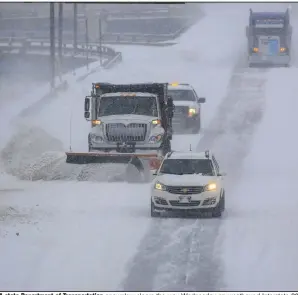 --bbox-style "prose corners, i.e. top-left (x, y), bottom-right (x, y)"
top-left (151, 119), bottom-right (161, 127)
top-left (149, 134), bottom-right (163, 143)
top-left (204, 183), bottom-right (217, 191)
top-left (188, 108), bottom-right (197, 117)
top-left (155, 181), bottom-right (166, 191)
